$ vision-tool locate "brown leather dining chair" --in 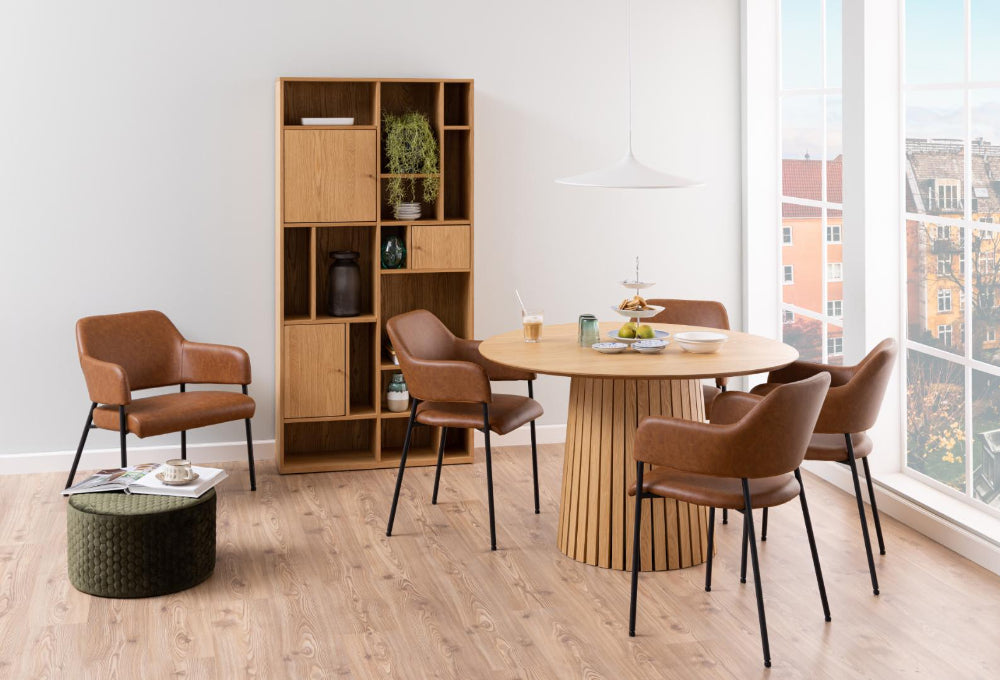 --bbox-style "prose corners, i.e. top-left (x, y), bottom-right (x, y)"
top-left (748, 338), bottom-right (897, 595)
top-left (385, 309), bottom-right (544, 550)
top-left (647, 298), bottom-right (734, 523)
top-left (628, 373), bottom-right (832, 668)
top-left (70, 310), bottom-right (257, 490)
